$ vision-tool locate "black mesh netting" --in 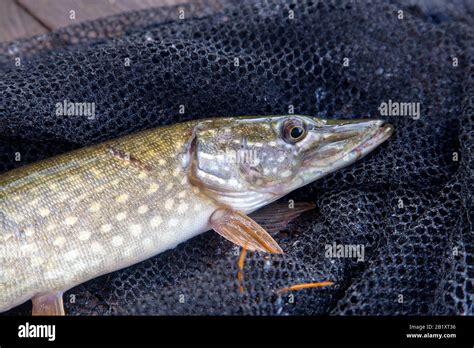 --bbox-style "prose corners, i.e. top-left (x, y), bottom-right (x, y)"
top-left (0, 0), bottom-right (472, 315)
